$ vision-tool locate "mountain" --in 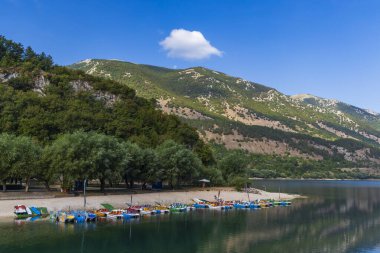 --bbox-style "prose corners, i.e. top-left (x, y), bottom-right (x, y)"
top-left (70, 59), bottom-right (380, 166)
top-left (291, 94), bottom-right (380, 131)
top-left (3, 34), bottom-right (379, 180)
top-left (0, 37), bottom-right (208, 162)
